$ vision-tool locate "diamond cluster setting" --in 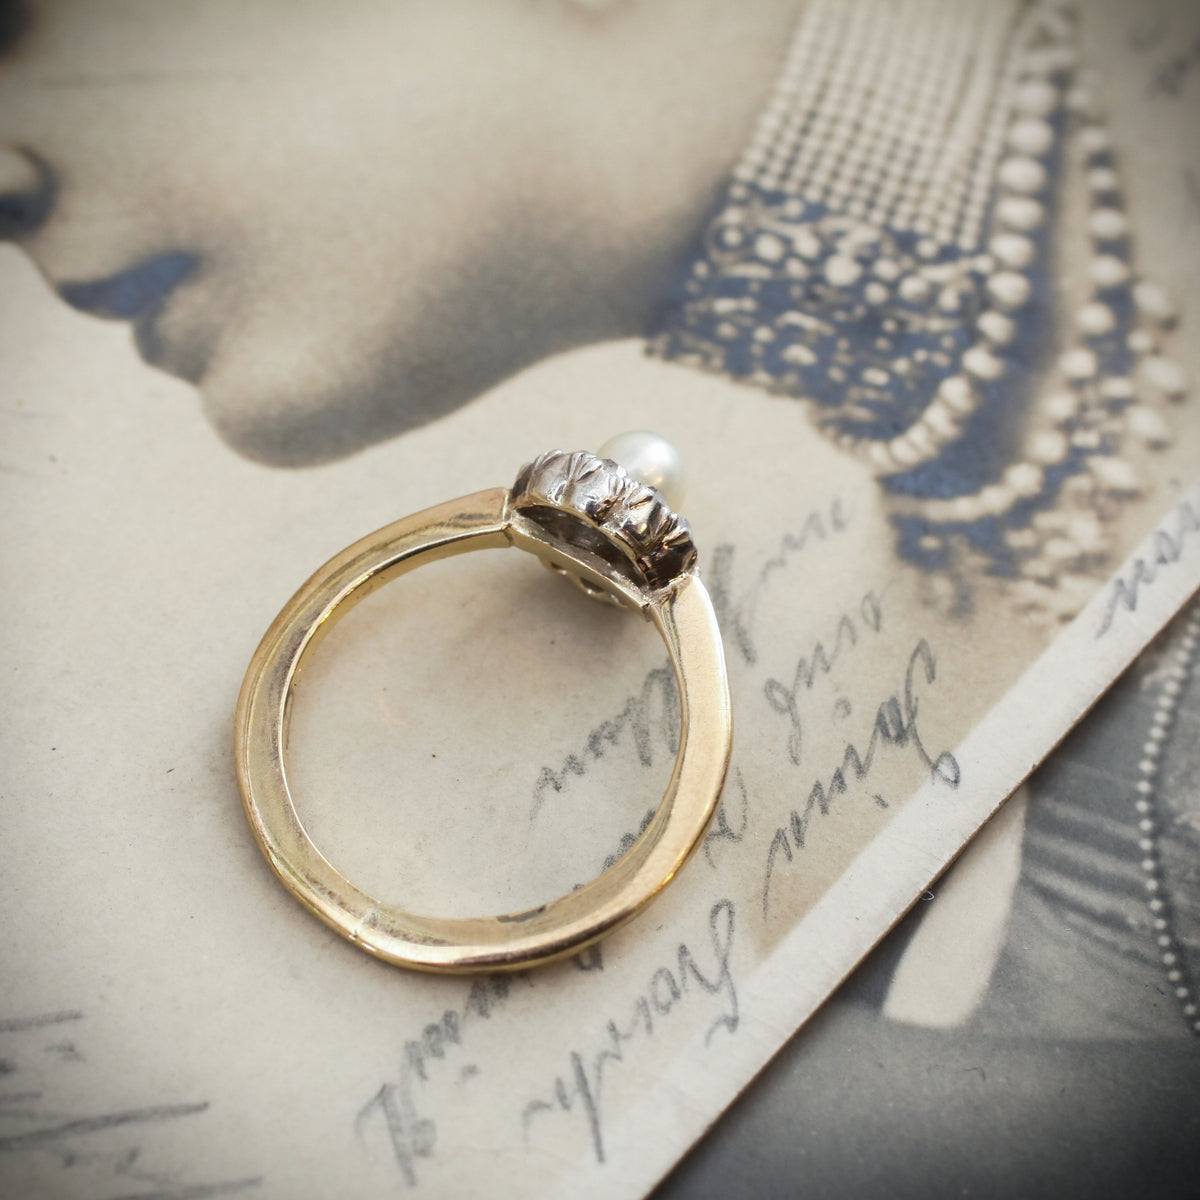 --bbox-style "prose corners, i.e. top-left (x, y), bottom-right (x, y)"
top-left (511, 450), bottom-right (697, 592)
